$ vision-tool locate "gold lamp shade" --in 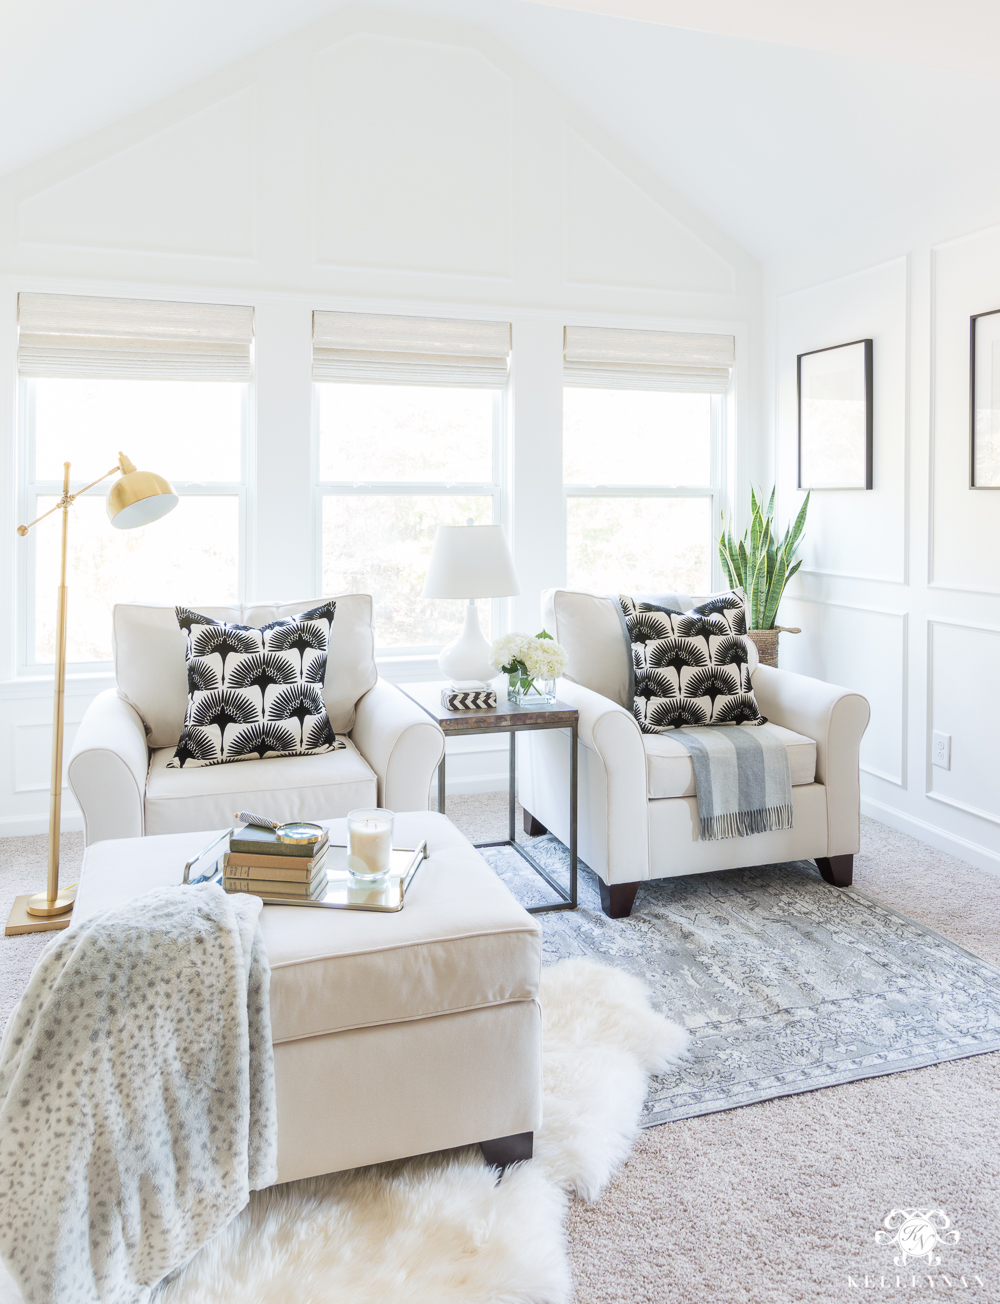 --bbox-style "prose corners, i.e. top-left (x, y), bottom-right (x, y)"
top-left (107, 453), bottom-right (179, 529)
